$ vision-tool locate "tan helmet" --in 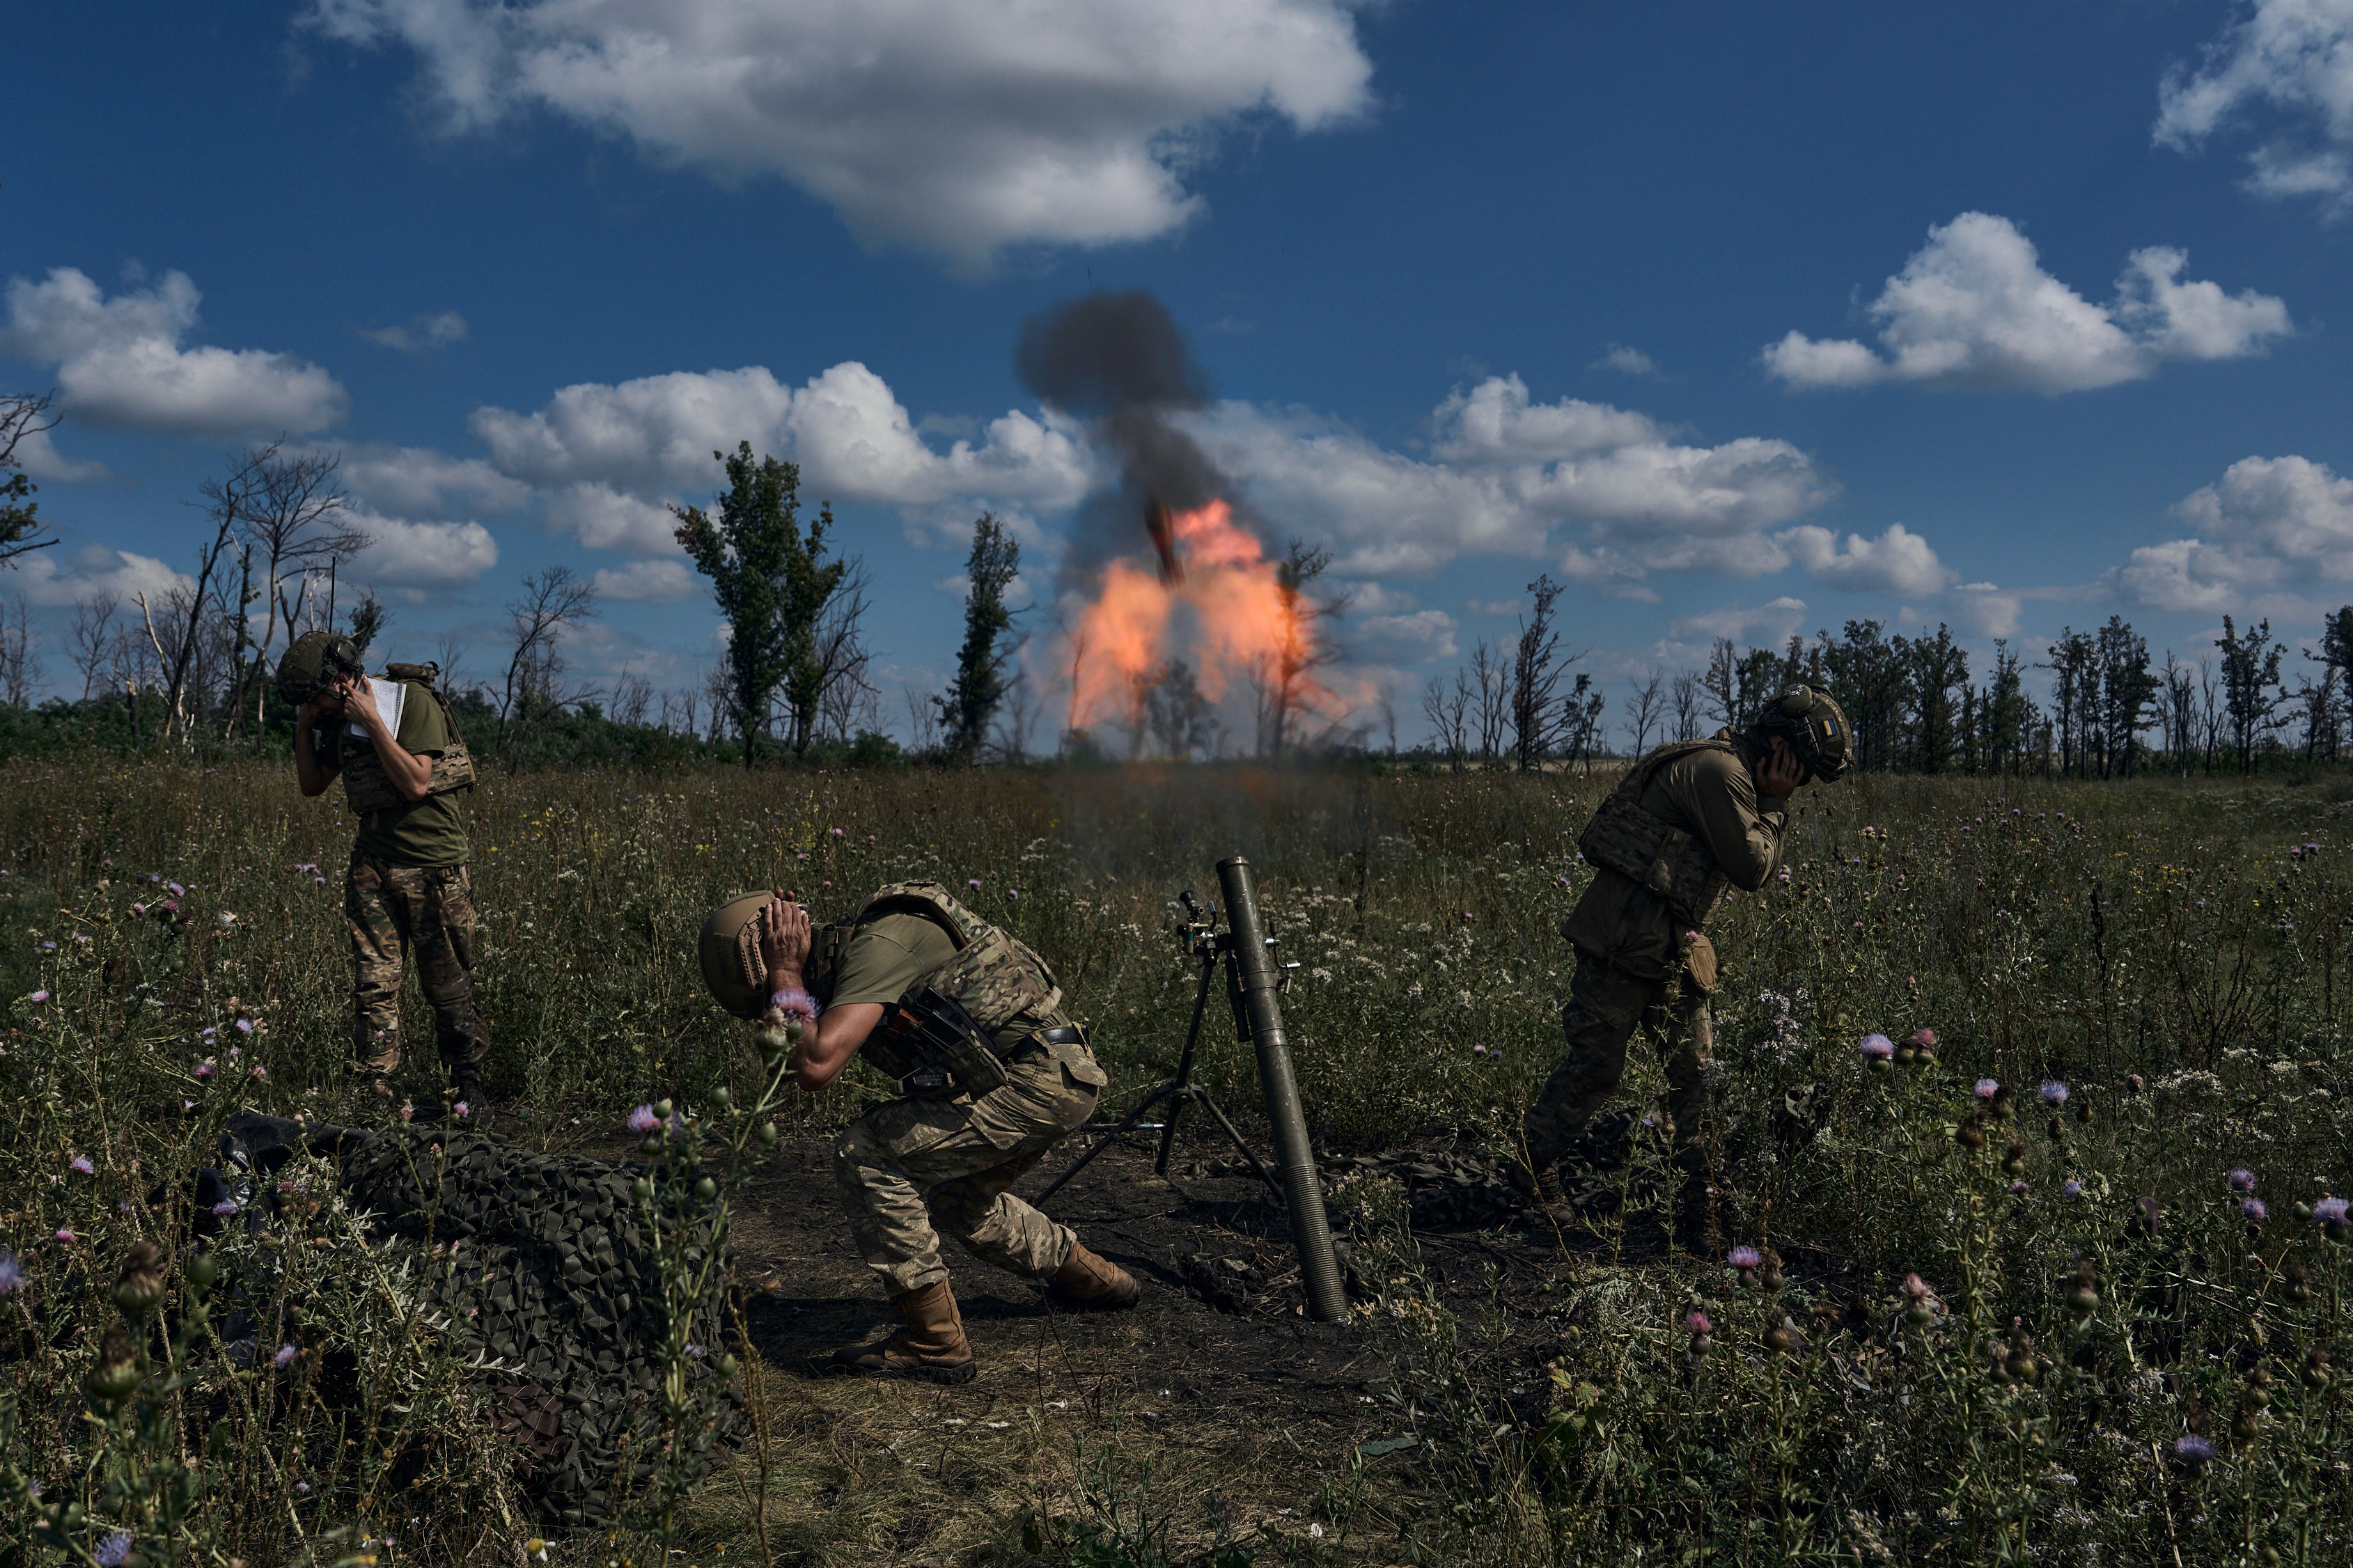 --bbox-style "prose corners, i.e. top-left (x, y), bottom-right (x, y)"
top-left (698, 892), bottom-right (776, 1019)
top-left (698, 893), bottom-right (852, 1017)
